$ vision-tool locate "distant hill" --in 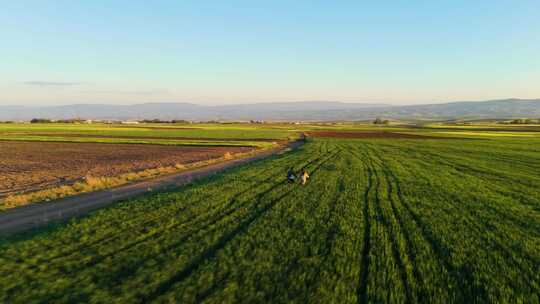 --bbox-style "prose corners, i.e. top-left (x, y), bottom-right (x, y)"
top-left (1, 99), bottom-right (539, 121)
top-left (378, 99), bottom-right (540, 120)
